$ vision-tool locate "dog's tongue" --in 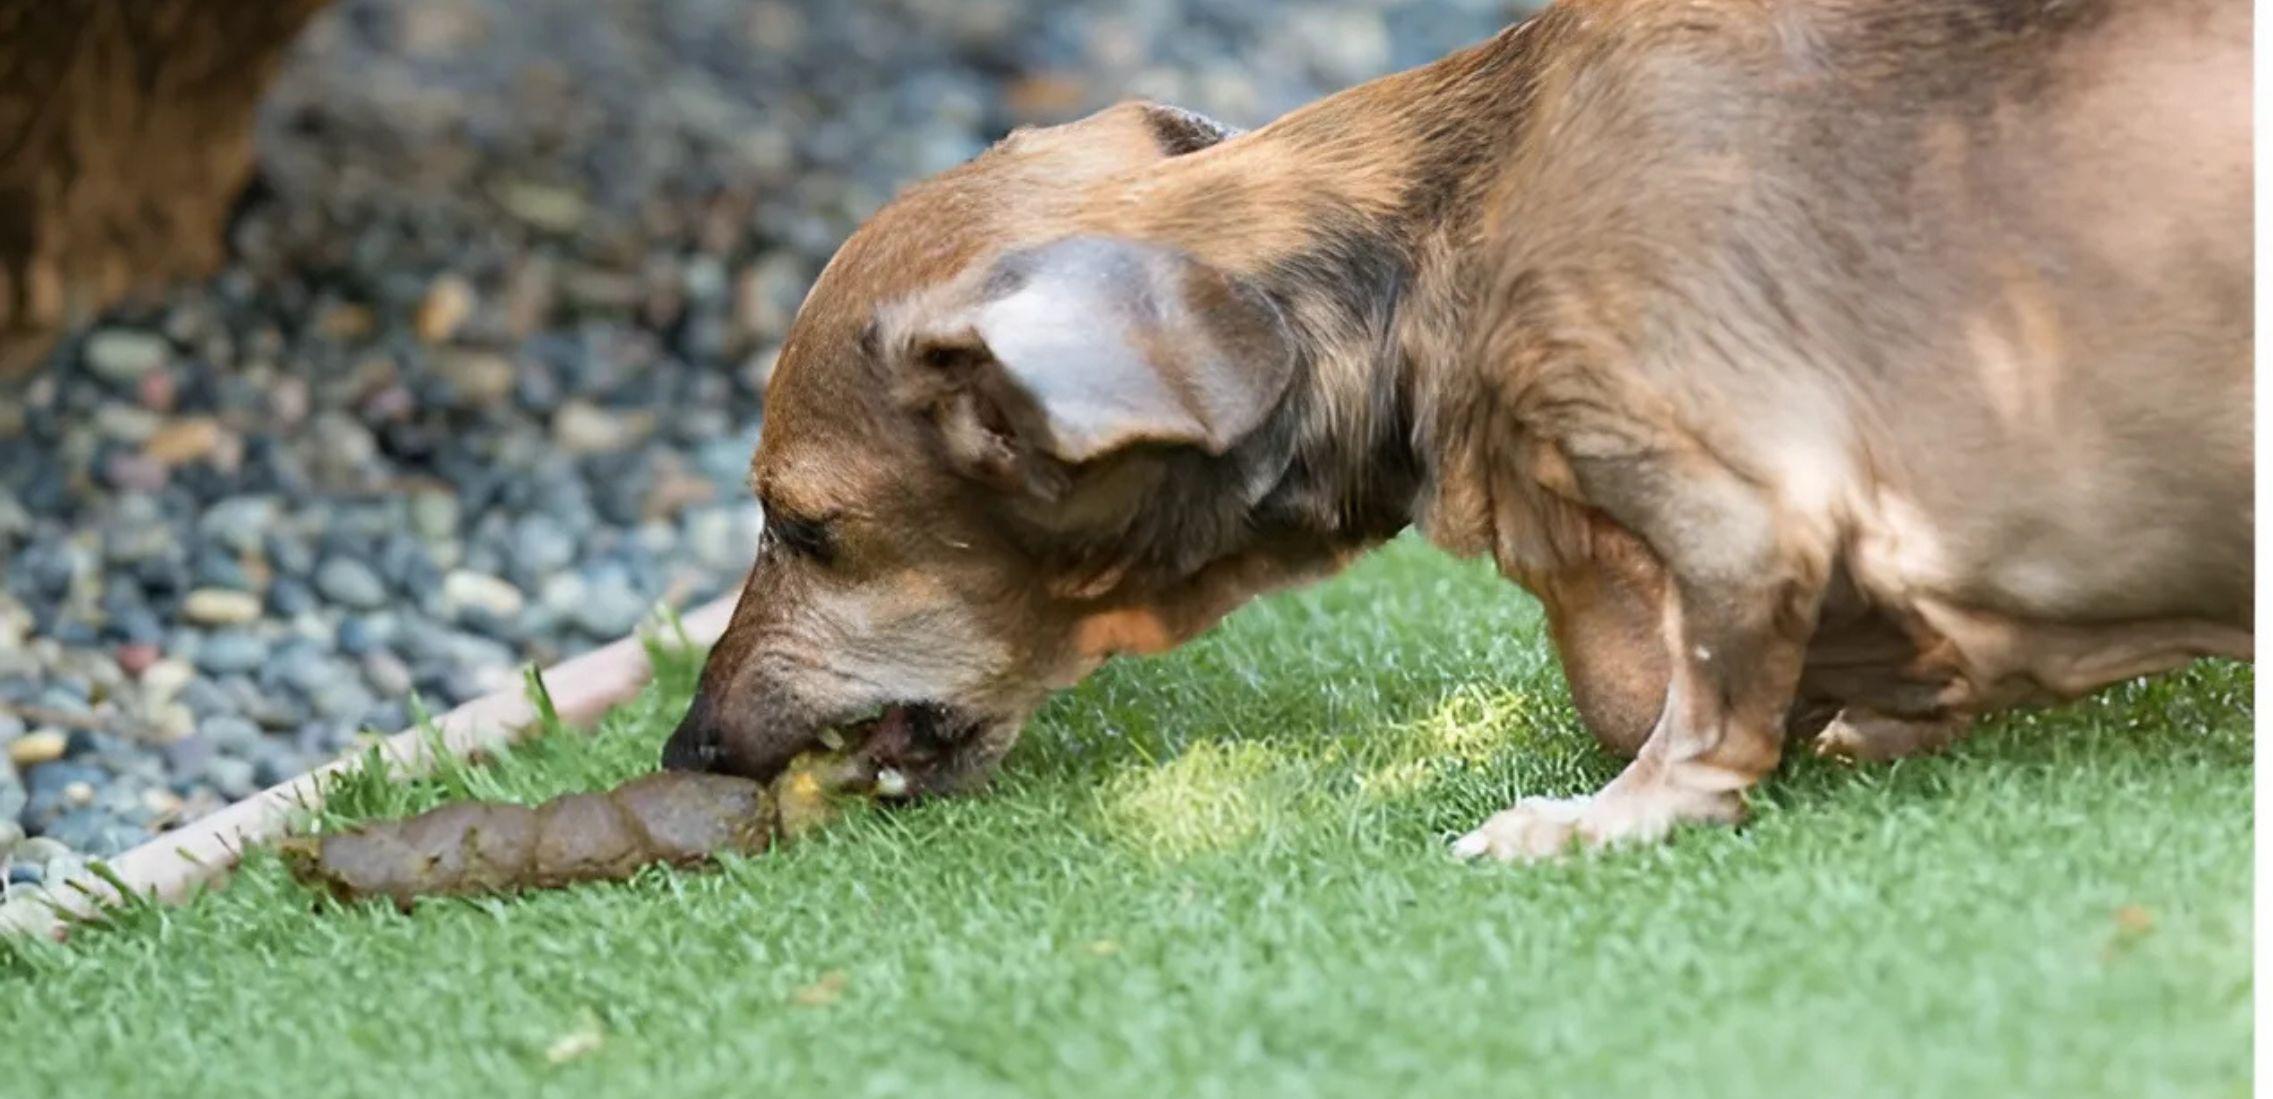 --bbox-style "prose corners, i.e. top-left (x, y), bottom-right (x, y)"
top-left (875, 704), bottom-right (913, 737)
top-left (860, 704), bottom-right (916, 758)
top-left (849, 705), bottom-right (925, 798)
